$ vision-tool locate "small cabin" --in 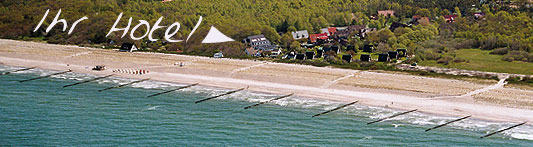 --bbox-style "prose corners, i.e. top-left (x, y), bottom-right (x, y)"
top-left (397, 48), bottom-right (407, 57)
top-left (388, 51), bottom-right (398, 59)
top-left (363, 45), bottom-right (374, 53)
top-left (295, 53), bottom-right (305, 60)
top-left (305, 51), bottom-right (315, 60)
top-left (360, 54), bottom-right (371, 62)
top-left (342, 54), bottom-right (353, 63)
top-left (316, 49), bottom-right (324, 58)
top-left (120, 43), bottom-right (138, 52)
top-left (323, 46), bottom-right (332, 53)
top-left (331, 45), bottom-right (340, 54)
top-left (378, 53), bottom-right (389, 62)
